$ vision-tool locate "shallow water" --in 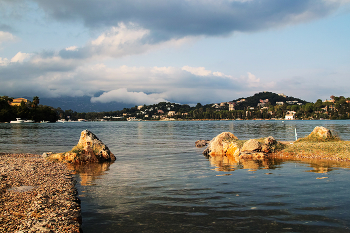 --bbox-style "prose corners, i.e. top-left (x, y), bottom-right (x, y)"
top-left (1, 120), bottom-right (350, 232)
